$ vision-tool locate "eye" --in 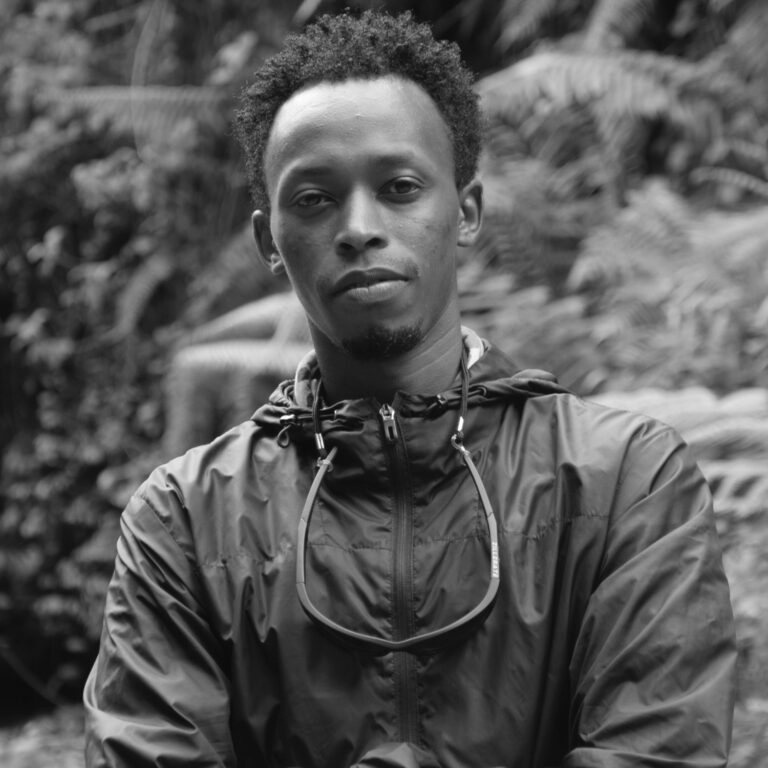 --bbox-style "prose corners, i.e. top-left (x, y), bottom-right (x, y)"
top-left (381, 177), bottom-right (422, 199)
top-left (293, 190), bottom-right (332, 208)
